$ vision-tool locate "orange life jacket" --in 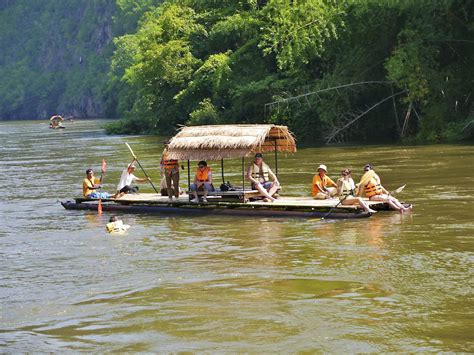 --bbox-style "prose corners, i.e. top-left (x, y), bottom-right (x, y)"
top-left (196, 166), bottom-right (211, 182)
top-left (364, 177), bottom-right (383, 198)
top-left (161, 151), bottom-right (179, 170)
